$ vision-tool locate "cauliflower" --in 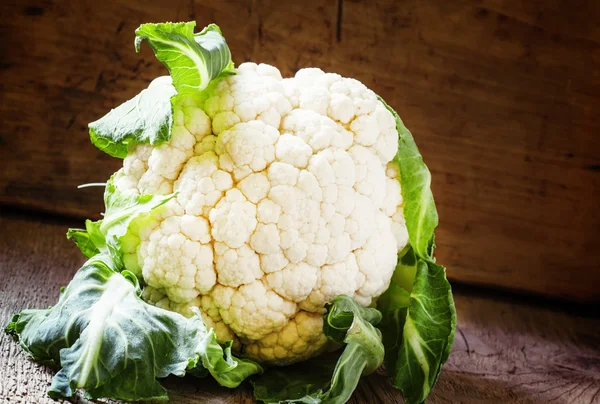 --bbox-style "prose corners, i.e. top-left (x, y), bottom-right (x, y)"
top-left (5, 22), bottom-right (456, 404)
top-left (10, 22), bottom-right (454, 404)
top-left (112, 63), bottom-right (409, 365)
